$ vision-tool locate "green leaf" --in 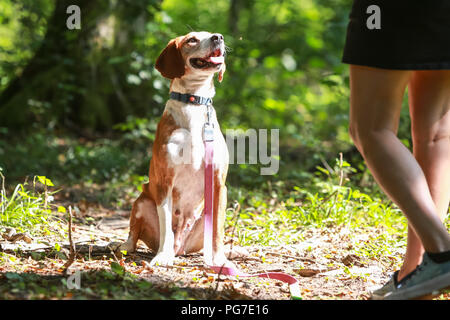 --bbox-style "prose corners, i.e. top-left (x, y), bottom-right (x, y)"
top-left (5, 272), bottom-right (22, 281)
top-left (37, 176), bottom-right (54, 187)
top-left (315, 166), bottom-right (330, 176)
top-left (110, 262), bottom-right (125, 276)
